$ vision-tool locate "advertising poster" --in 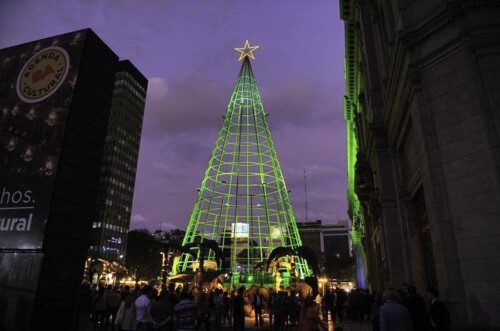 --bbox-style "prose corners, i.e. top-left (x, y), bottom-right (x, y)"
top-left (0, 30), bottom-right (86, 249)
